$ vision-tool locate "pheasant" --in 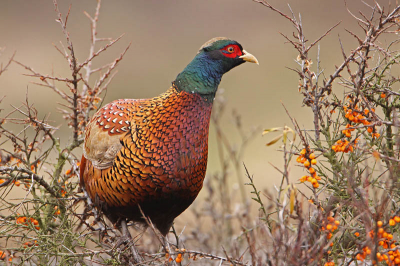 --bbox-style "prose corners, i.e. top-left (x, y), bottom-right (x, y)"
top-left (79, 37), bottom-right (258, 238)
